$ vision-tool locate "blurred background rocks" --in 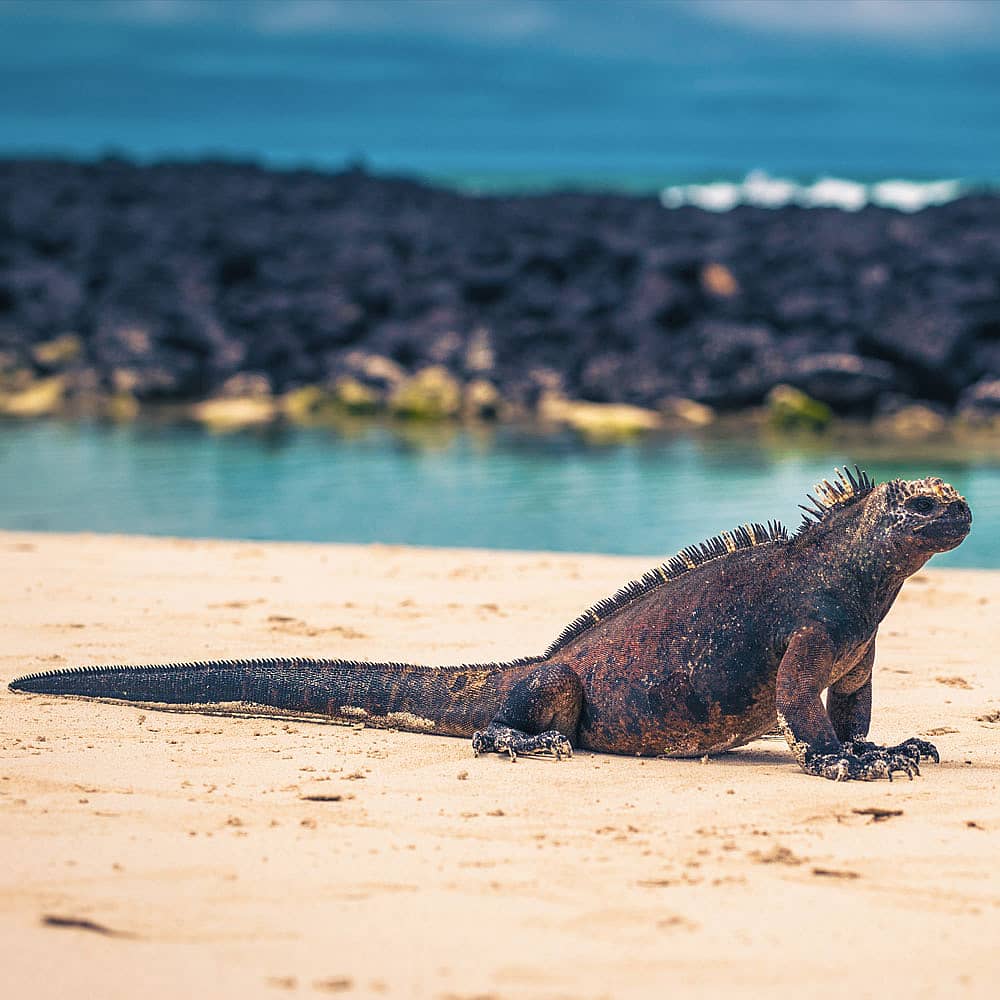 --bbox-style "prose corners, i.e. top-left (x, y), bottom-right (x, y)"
top-left (1, 158), bottom-right (998, 430)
